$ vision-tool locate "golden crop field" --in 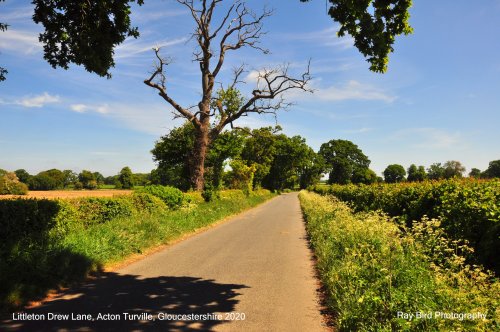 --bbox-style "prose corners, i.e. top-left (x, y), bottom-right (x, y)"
top-left (0, 190), bottom-right (133, 200)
